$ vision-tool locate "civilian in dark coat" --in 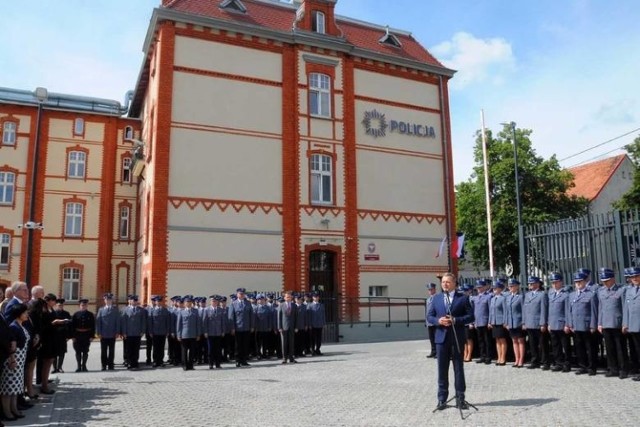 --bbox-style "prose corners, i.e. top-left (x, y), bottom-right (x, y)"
top-left (277, 291), bottom-right (298, 364)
